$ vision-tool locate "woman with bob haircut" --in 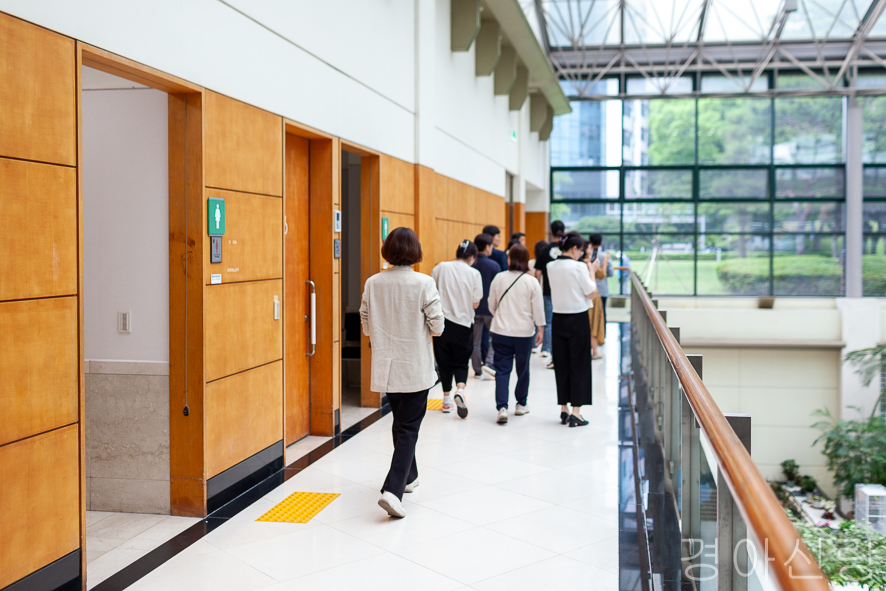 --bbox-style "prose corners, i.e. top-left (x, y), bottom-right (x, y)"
top-left (360, 227), bottom-right (444, 518)
top-left (487, 244), bottom-right (545, 424)
top-left (545, 231), bottom-right (597, 427)
top-left (431, 240), bottom-right (483, 418)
